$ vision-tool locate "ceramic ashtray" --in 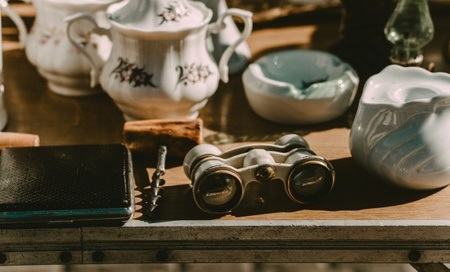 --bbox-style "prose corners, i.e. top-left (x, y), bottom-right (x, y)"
top-left (350, 65), bottom-right (450, 190)
top-left (242, 49), bottom-right (359, 125)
